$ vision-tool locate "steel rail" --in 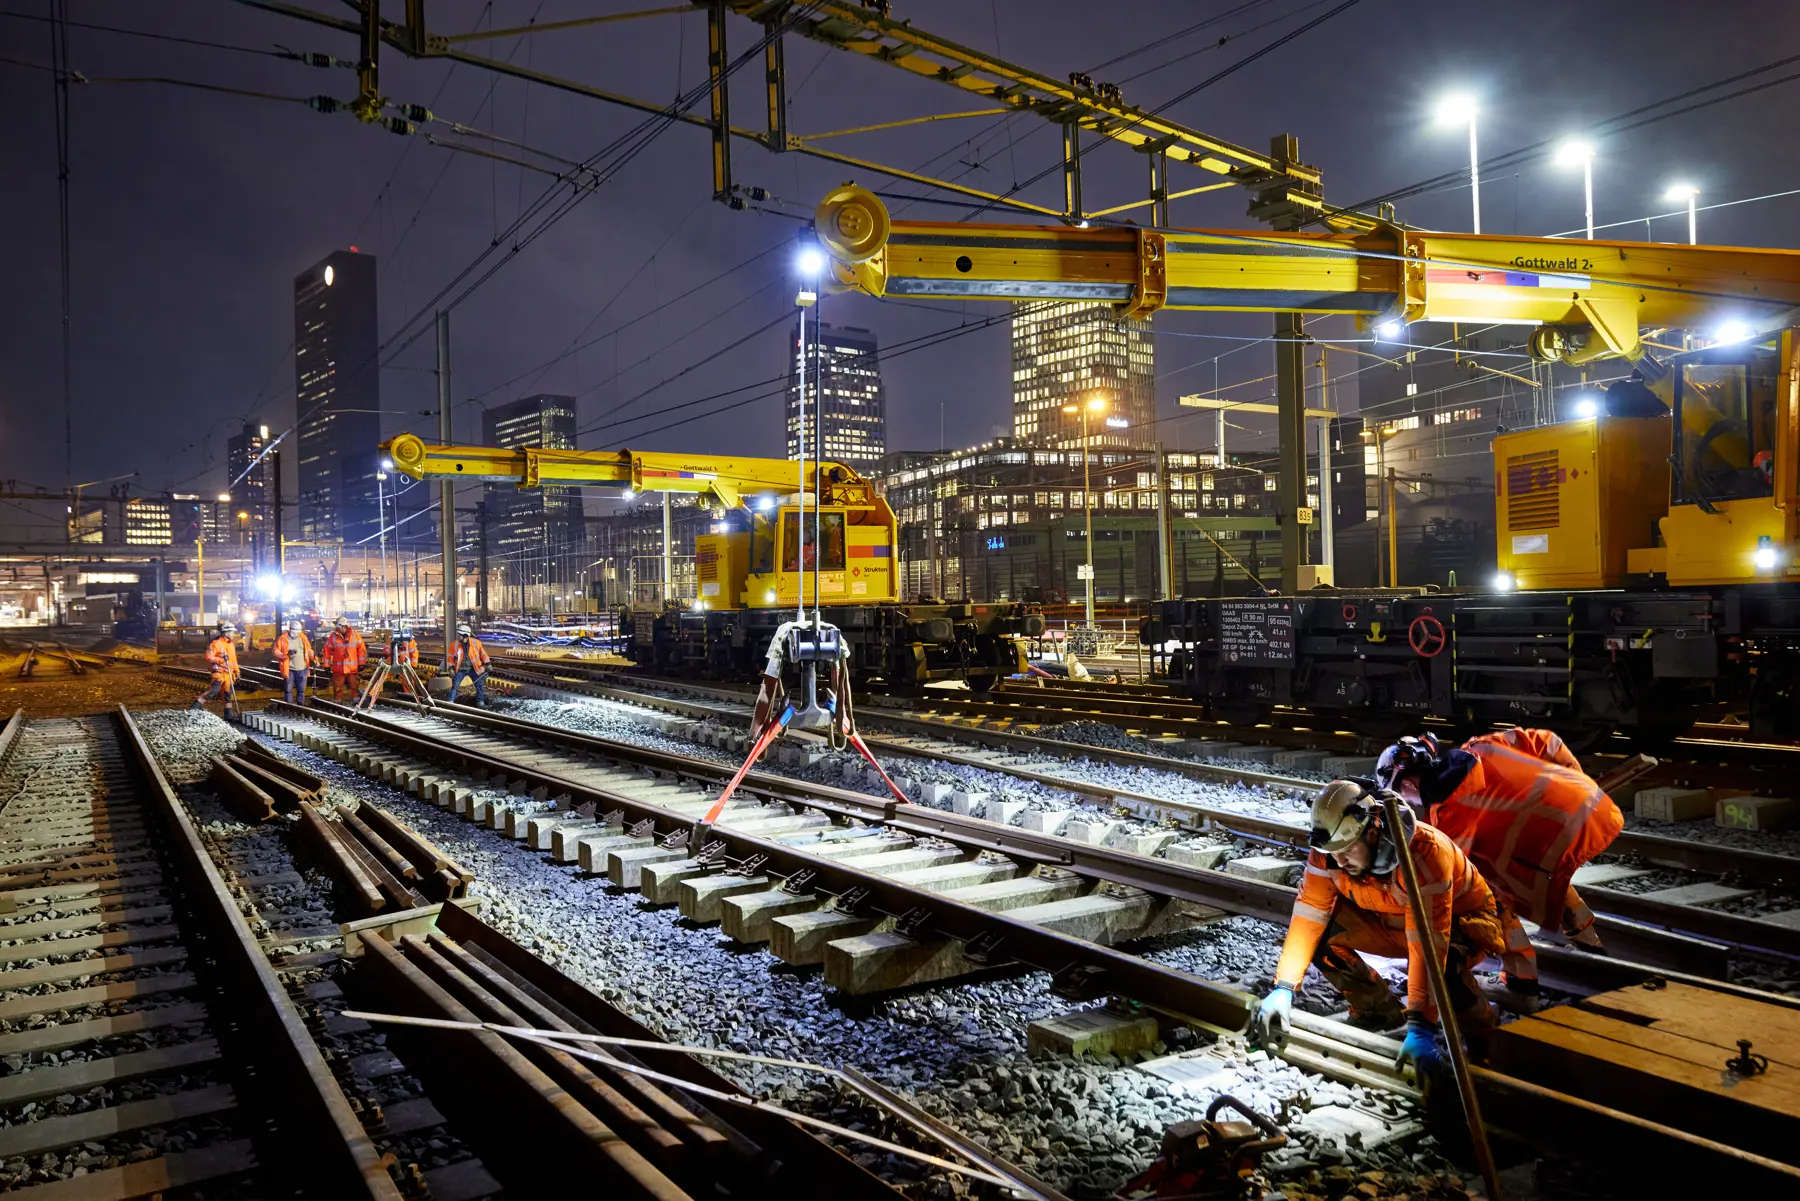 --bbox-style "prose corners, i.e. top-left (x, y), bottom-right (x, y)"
top-left (116, 705), bottom-right (403, 1200)
top-left (268, 699), bottom-right (1259, 1029)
